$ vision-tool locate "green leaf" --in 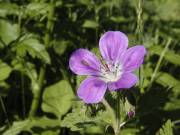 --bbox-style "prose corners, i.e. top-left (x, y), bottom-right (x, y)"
top-left (25, 2), bottom-right (50, 18)
top-left (76, 75), bottom-right (86, 88)
top-left (150, 45), bottom-right (180, 66)
top-left (0, 3), bottom-right (19, 17)
top-left (156, 72), bottom-right (179, 88)
top-left (61, 102), bottom-right (95, 131)
top-left (53, 40), bottom-right (72, 55)
top-left (2, 119), bottom-right (30, 135)
top-left (0, 60), bottom-right (12, 81)
top-left (156, 0), bottom-right (180, 21)
top-left (2, 117), bottom-right (60, 135)
top-left (34, 116), bottom-right (59, 127)
top-left (82, 20), bottom-right (99, 29)
top-left (159, 120), bottom-right (173, 135)
top-left (62, 101), bottom-right (111, 132)
top-left (12, 36), bottom-right (50, 64)
top-left (164, 98), bottom-right (180, 110)
top-left (121, 128), bottom-right (138, 135)
top-left (42, 80), bottom-right (74, 118)
top-left (0, 19), bottom-right (19, 45)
